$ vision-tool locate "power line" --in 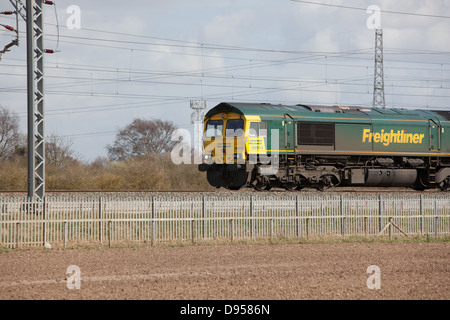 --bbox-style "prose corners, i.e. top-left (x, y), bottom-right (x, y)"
top-left (7, 11), bottom-right (450, 54)
top-left (2, 15), bottom-right (448, 101)
top-left (2, 48), bottom-right (448, 93)
top-left (44, 31), bottom-right (450, 57)
top-left (2, 58), bottom-right (448, 109)
top-left (4, 54), bottom-right (447, 93)
top-left (2, 69), bottom-right (448, 99)
top-left (289, 0), bottom-right (450, 19)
